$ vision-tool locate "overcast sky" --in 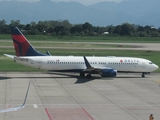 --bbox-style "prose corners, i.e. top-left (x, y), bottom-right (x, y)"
top-left (0, 0), bottom-right (124, 5)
